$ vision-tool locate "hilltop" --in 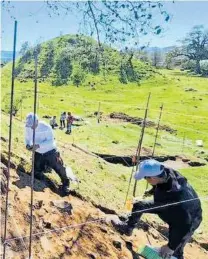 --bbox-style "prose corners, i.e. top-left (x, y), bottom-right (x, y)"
top-left (14, 34), bottom-right (154, 86)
